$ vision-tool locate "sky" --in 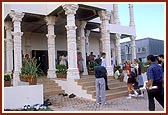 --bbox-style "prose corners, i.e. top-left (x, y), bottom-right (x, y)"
top-left (90, 3), bottom-right (165, 42)
top-left (119, 3), bottom-right (165, 42)
top-left (4, 3), bottom-right (165, 42)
